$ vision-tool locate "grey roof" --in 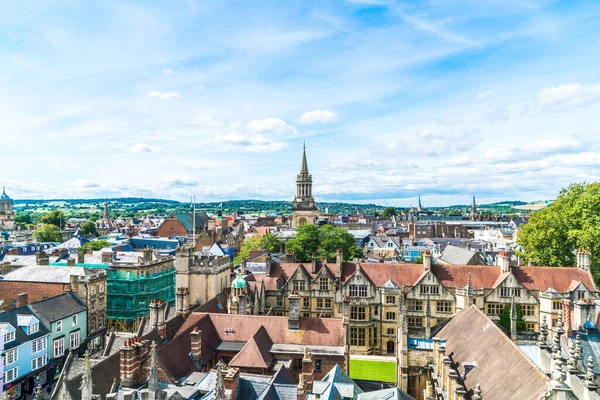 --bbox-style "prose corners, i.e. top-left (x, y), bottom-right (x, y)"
top-left (0, 265), bottom-right (101, 283)
top-left (0, 306), bottom-right (50, 351)
top-left (307, 364), bottom-right (363, 400)
top-left (269, 343), bottom-right (345, 356)
top-left (439, 245), bottom-right (485, 265)
top-left (214, 341), bottom-right (246, 352)
top-left (357, 388), bottom-right (415, 400)
top-left (29, 292), bottom-right (86, 323)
